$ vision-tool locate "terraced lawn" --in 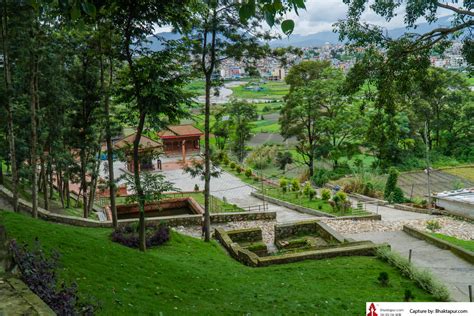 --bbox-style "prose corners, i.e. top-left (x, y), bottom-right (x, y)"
top-left (431, 233), bottom-right (474, 252)
top-left (442, 166), bottom-right (474, 182)
top-left (230, 81), bottom-right (289, 99)
top-left (0, 211), bottom-right (436, 315)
